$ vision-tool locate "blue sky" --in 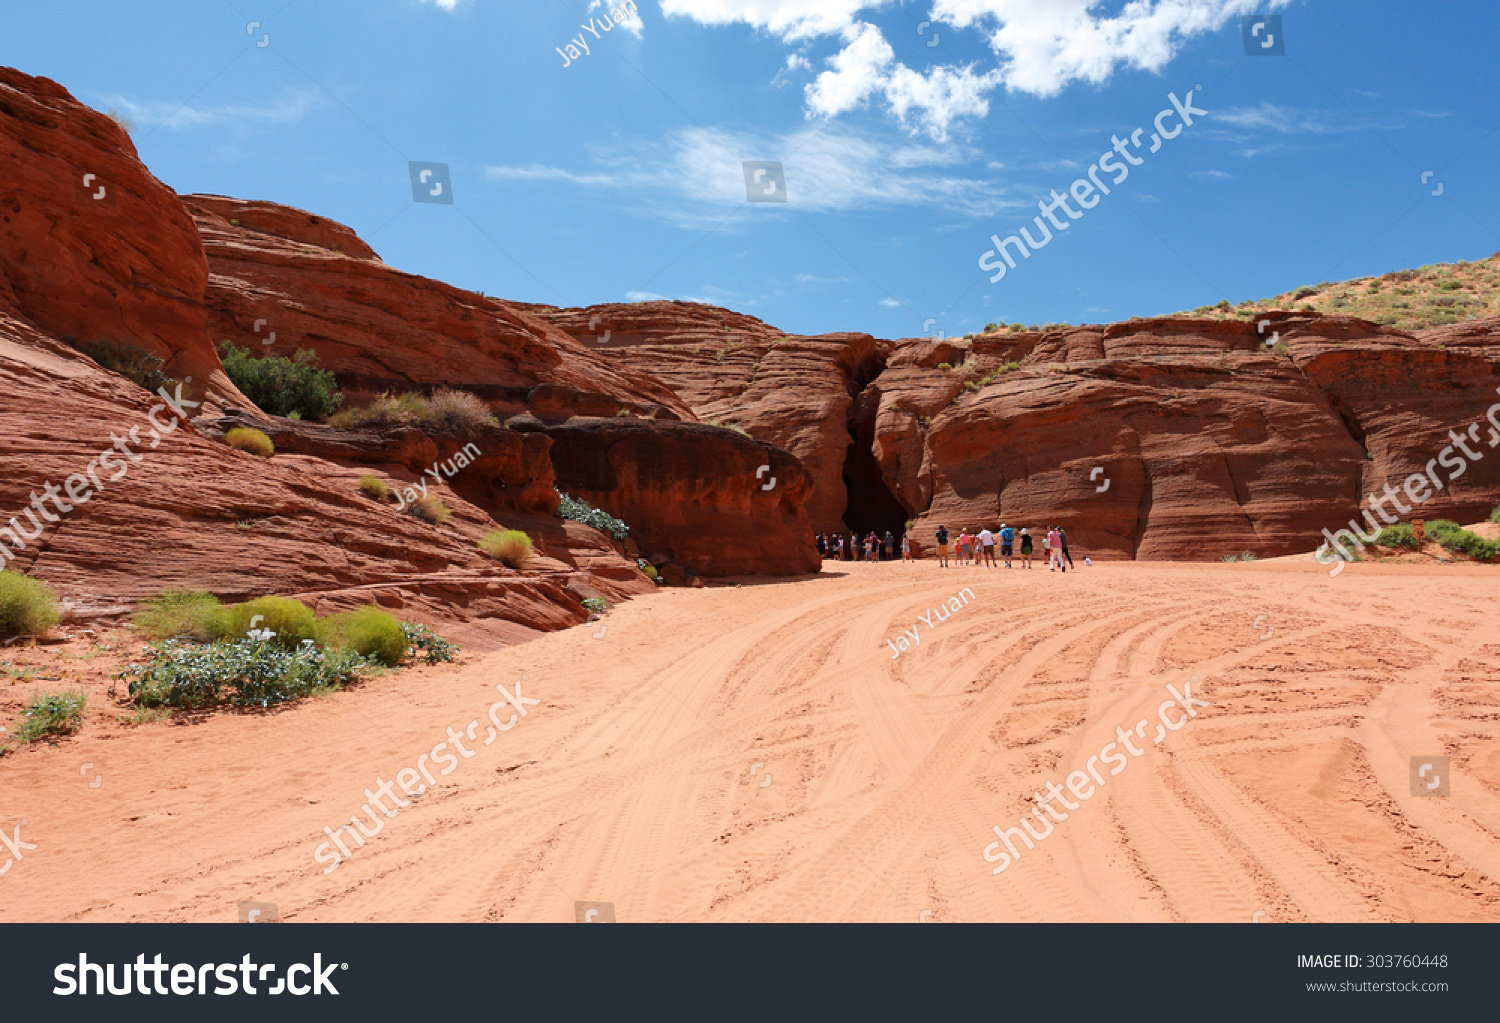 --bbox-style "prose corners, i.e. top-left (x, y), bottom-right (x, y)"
top-left (5, 0), bottom-right (1499, 338)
